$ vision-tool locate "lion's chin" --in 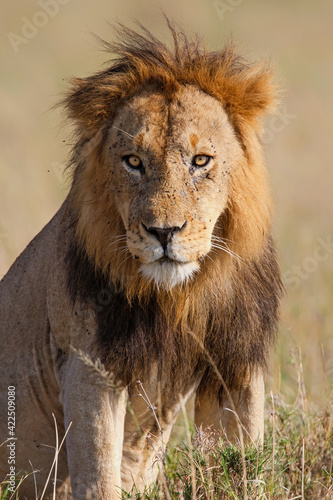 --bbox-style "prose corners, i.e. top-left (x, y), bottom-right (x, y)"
top-left (140, 260), bottom-right (200, 288)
